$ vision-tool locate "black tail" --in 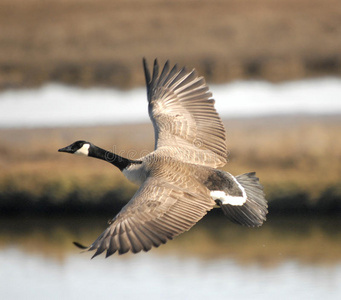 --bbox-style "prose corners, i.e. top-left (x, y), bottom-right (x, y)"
top-left (219, 172), bottom-right (268, 227)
